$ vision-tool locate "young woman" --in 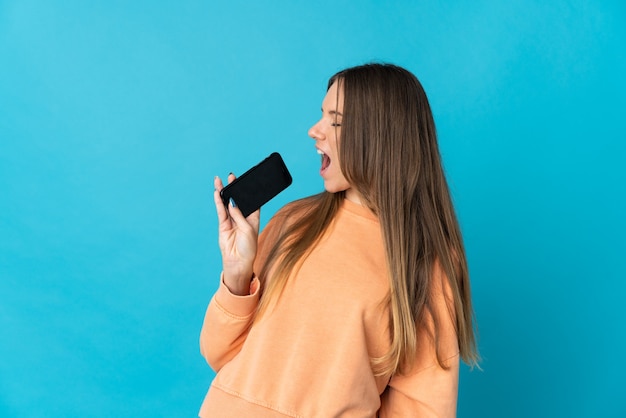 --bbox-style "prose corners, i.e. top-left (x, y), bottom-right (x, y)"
top-left (199, 63), bottom-right (478, 417)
